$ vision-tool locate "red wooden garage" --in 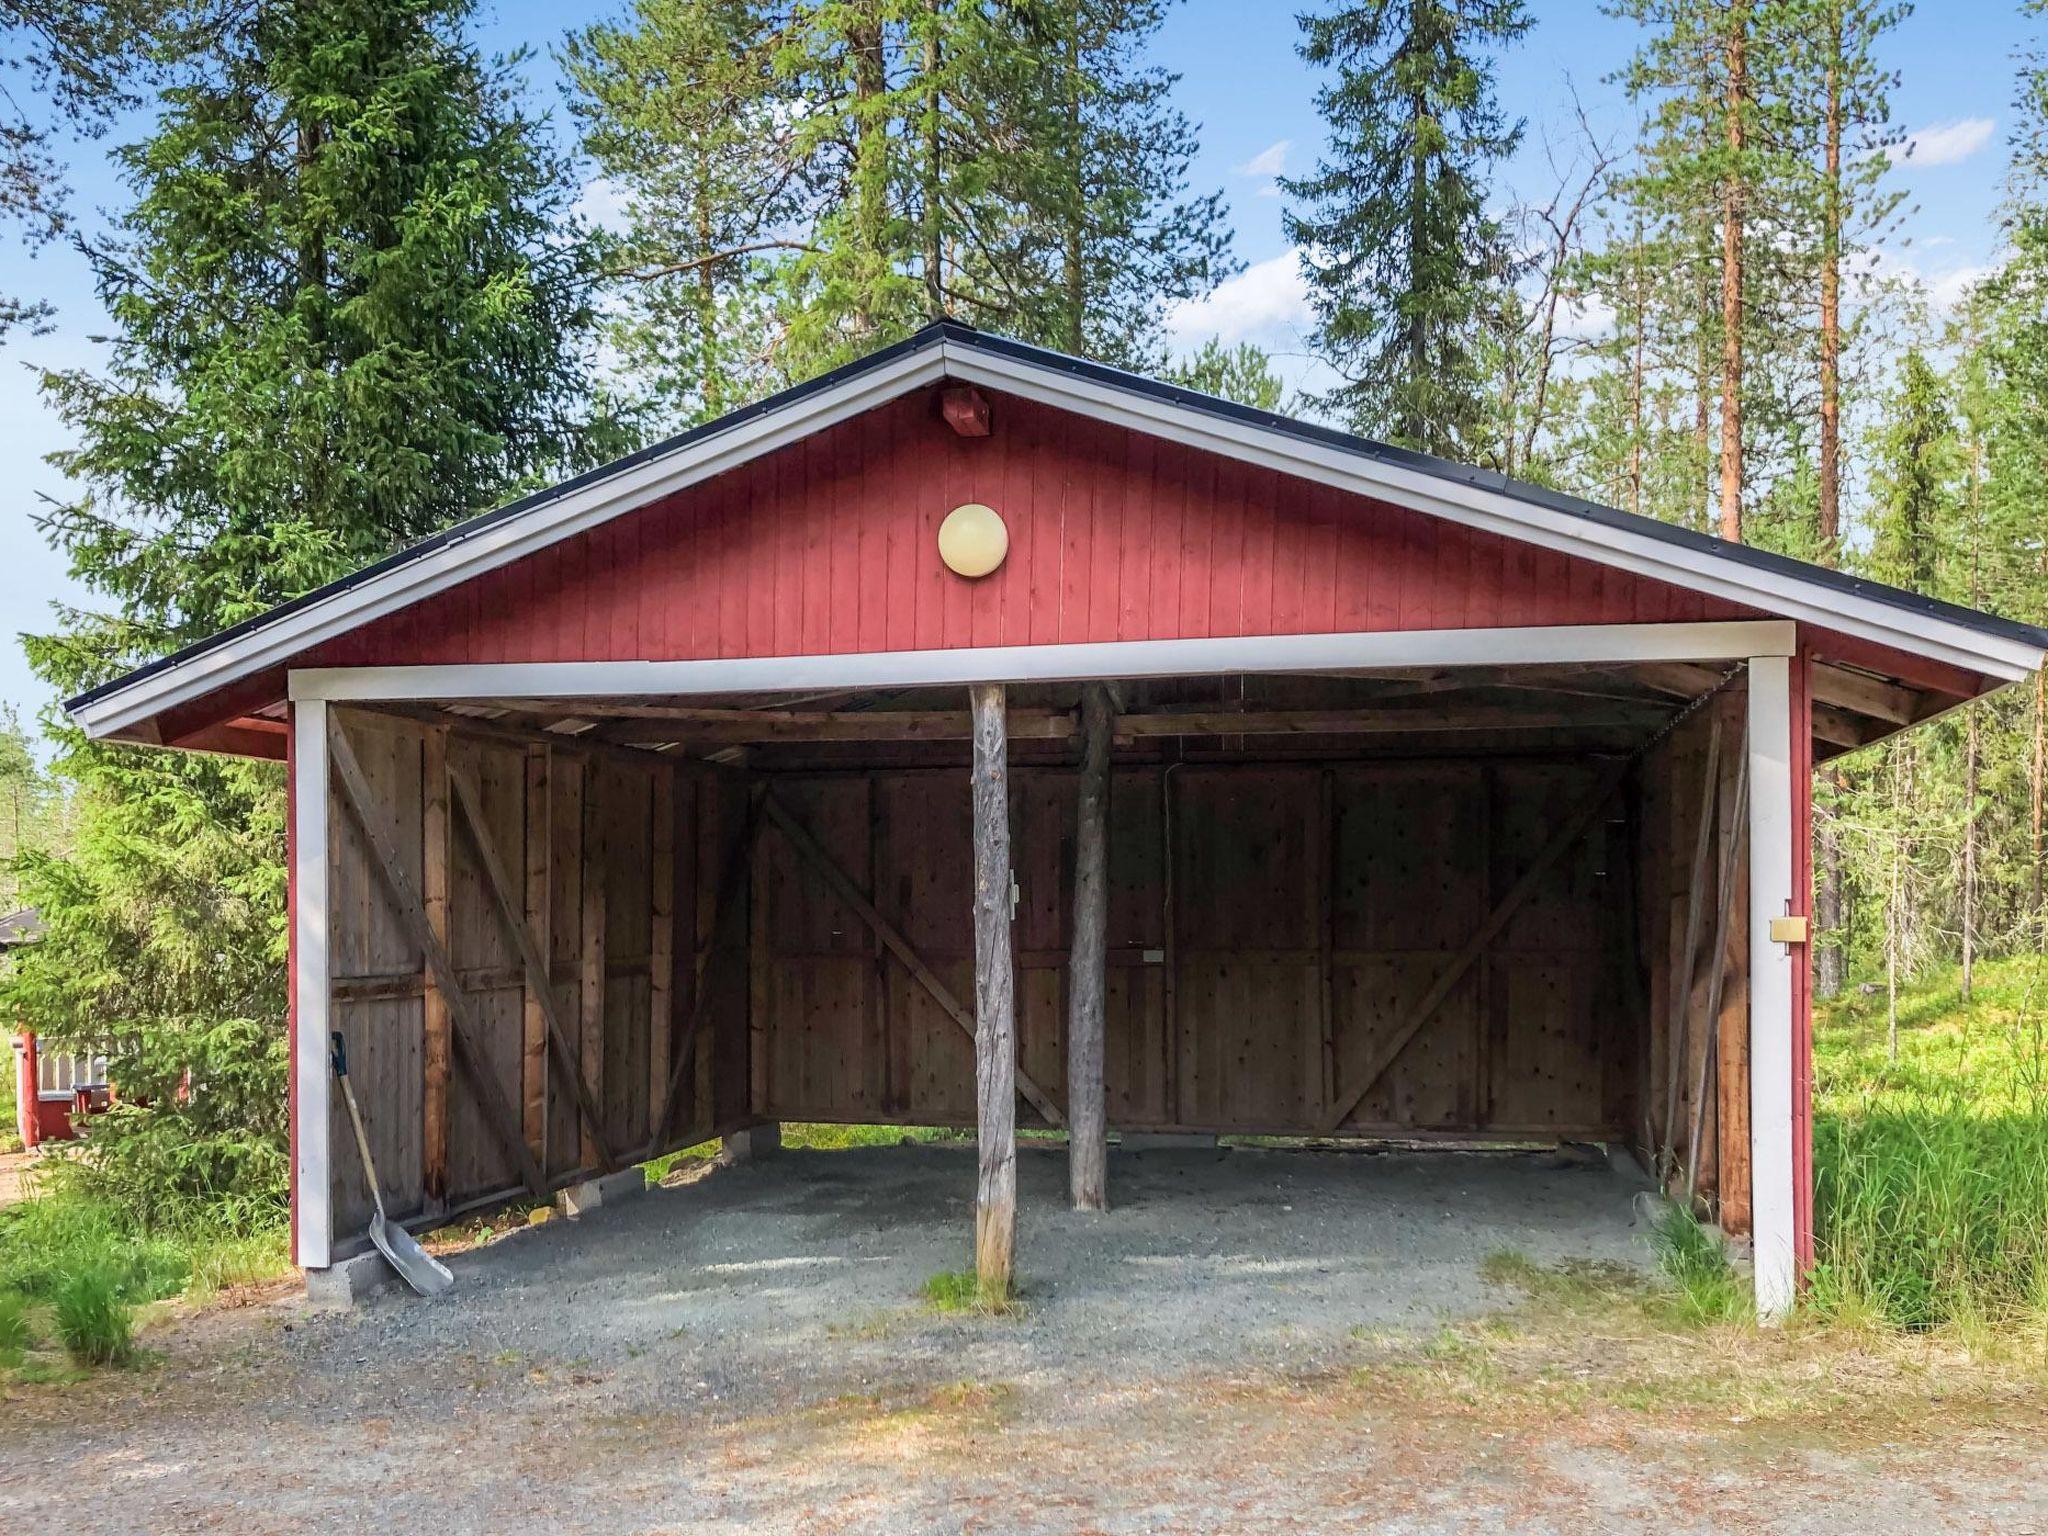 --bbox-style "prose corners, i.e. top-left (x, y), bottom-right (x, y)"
top-left (68, 322), bottom-right (2048, 1317)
